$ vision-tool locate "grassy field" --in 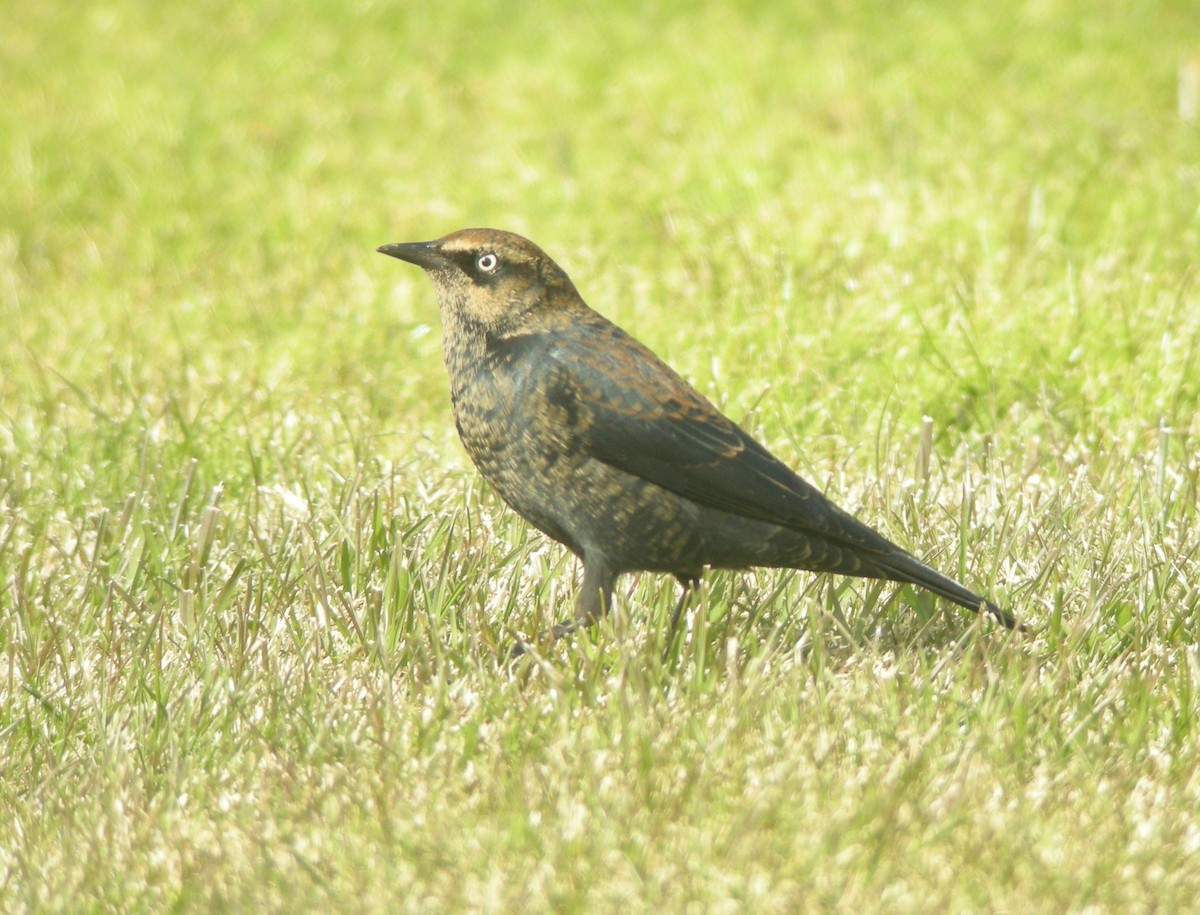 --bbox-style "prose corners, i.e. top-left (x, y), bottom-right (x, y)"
top-left (3, 1), bottom-right (1200, 910)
